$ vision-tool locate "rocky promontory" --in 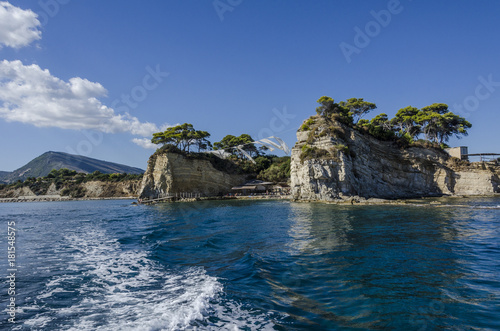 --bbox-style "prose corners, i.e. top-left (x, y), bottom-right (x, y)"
top-left (138, 150), bottom-right (248, 200)
top-left (291, 115), bottom-right (499, 202)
